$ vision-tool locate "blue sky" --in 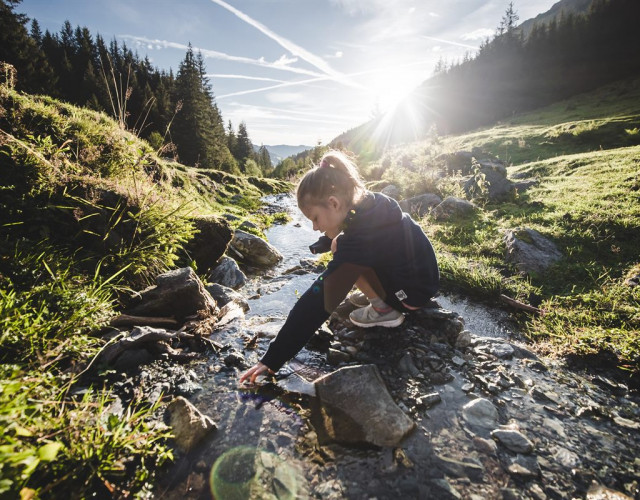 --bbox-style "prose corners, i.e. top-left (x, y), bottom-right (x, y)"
top-left (17, 0), bottom-right (559, 146)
